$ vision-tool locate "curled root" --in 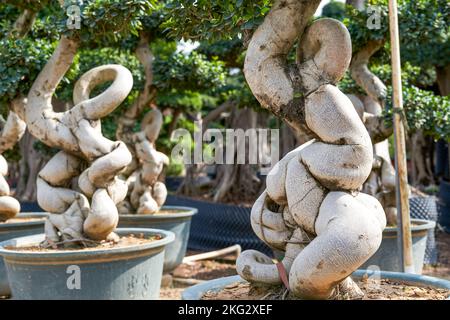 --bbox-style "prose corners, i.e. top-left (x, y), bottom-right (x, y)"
top-left (0, 106), bottom-right (26, 221)
top-left (238, 0), bottom-right (386, 299)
